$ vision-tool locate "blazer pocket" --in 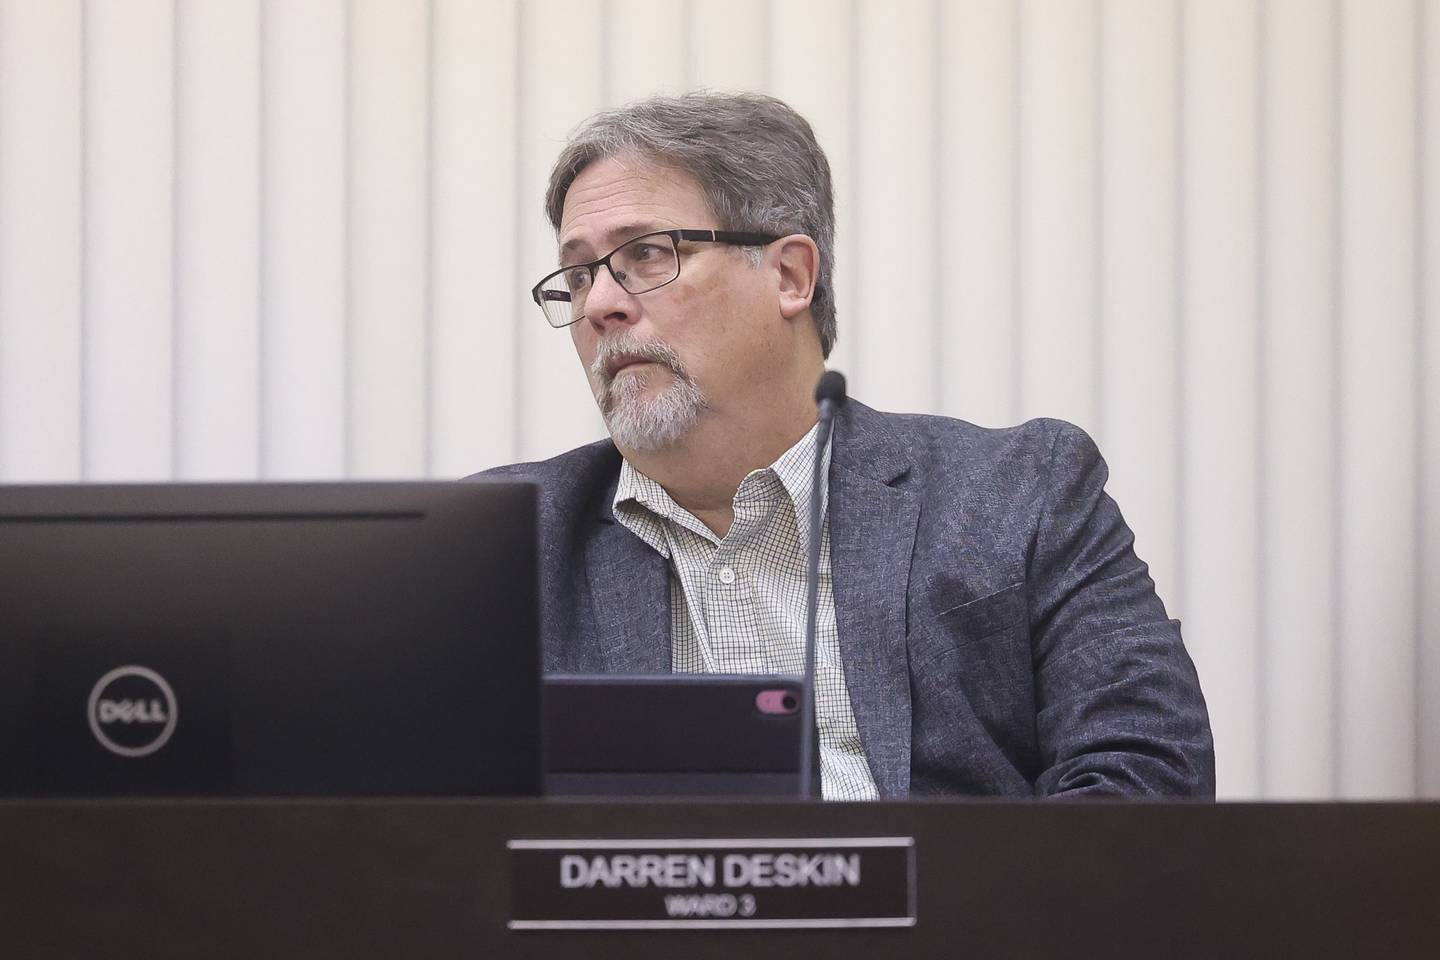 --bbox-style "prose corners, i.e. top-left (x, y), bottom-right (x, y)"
top-left (934, 581), bottom-right (1027, 641)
